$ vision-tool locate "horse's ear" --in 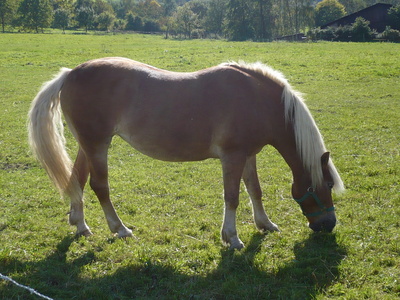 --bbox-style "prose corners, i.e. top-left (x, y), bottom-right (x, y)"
top-left (321, 152), bottom-right (330, 167)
